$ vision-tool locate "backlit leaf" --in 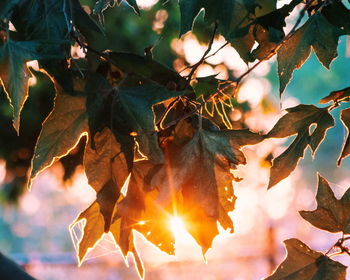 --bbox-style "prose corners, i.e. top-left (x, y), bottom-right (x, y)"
top-left (277, 14), bottom-right (343, 95)
top-left (266, 238), bottom-right (347, 280)
top-left (152, 120), bottom-right (263, 253)
top-left (338, 108), bottom-right (350, 165)
top-left (320, 87), bottom-right (350, 104)
top-left (267, 104), bottom-right (334, 188)
top-left (0, 40), bottom-right (65, 133)
top-left (84, 127), bottom-right (129, 231)
top-left (114, 160), bottom-right (175, 255)
top-left (300, 174), bottom-right (350, 234)
top-left (29, 86), bottom-right (88, 188)
top-left (71, 201), bottom-right (105, 264)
